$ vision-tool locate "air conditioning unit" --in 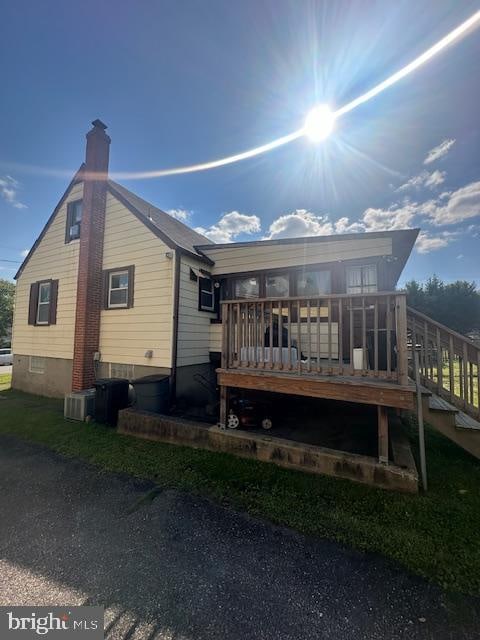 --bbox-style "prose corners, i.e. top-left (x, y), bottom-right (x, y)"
top-left (64, 389), bottom-right (96, 421)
